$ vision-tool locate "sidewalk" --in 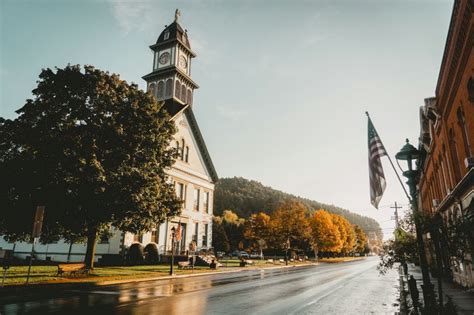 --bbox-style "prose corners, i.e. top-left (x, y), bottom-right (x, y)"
top-left (401, 263), bottom-right (474, 314)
